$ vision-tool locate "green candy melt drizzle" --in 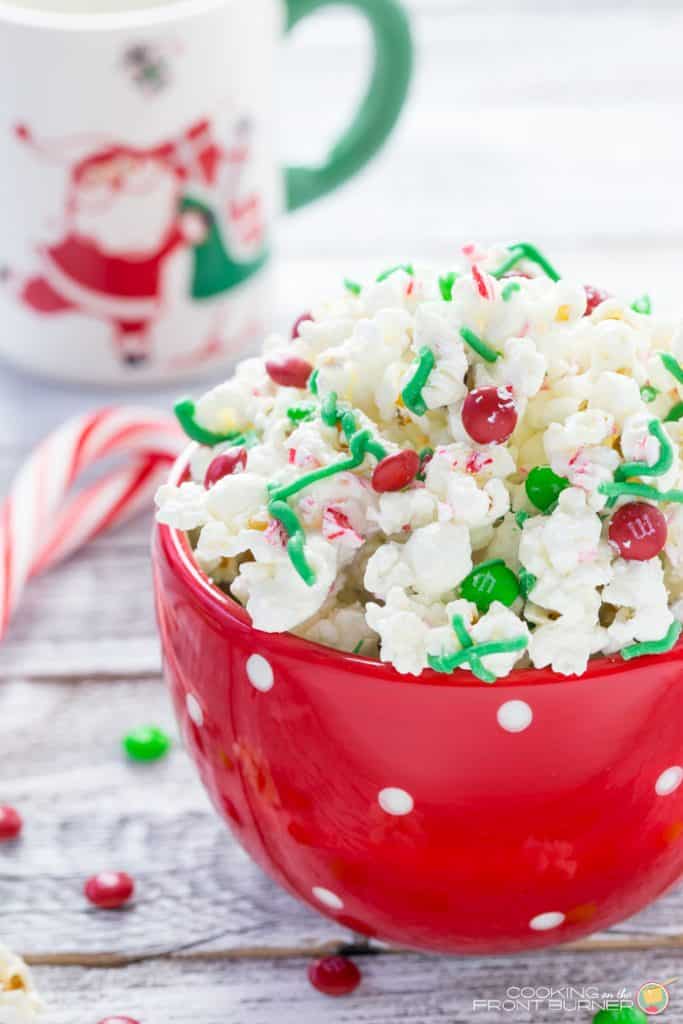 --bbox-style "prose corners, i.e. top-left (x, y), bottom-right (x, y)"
top-left (401, 346), bottom-right (436, 416)
top-left (344, 278), bottom-right (362, 296)
top-left (308, 368), bottom-right (320, 396)
top-left (490, 242), bottom-right (561, 283)
top-left (175, 398), bottom-right (247, 447)
top-left (268, 500), bottom-right (316, 586)
top-left (268, 398), bottom-right (388, 585)
top-left (438, 271), bottom-right (458, 301)
top-left (287, 404), bottom-right (315, 423)
top-left (599, 480), bottom-right (683, 504)
top-left (459, 326), bottom-right (500, 363)
top-left (428, 613), bottom-right (528, 683)
top-left (660, 352), bottom-right (683, 385)
top-left (631, 294), bottom-right (652, 315)
top-left (605, 419), bottom-right (675, 508)
top-left (665, 402), bottom-right (683, 423)
top-left (519, 568), bottom-right (537, 598)
top-left (502, 281), bottom-right (521, 301)
top-left (621, 621), bottom-right (682, 661)
top-left (376, 263), bottom-right (414, 282)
